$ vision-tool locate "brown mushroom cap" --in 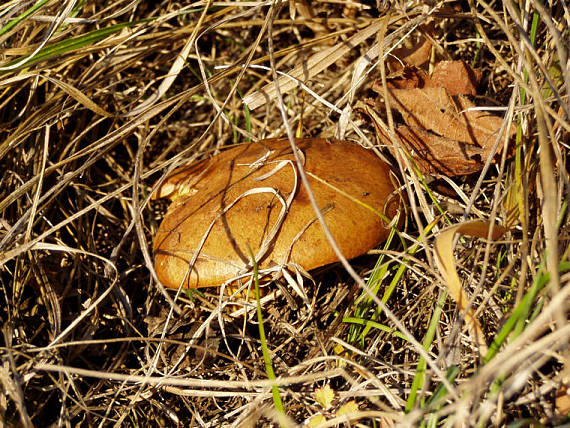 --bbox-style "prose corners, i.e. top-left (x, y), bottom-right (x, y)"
top-left (153, 138), bottom-right (400, 288)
